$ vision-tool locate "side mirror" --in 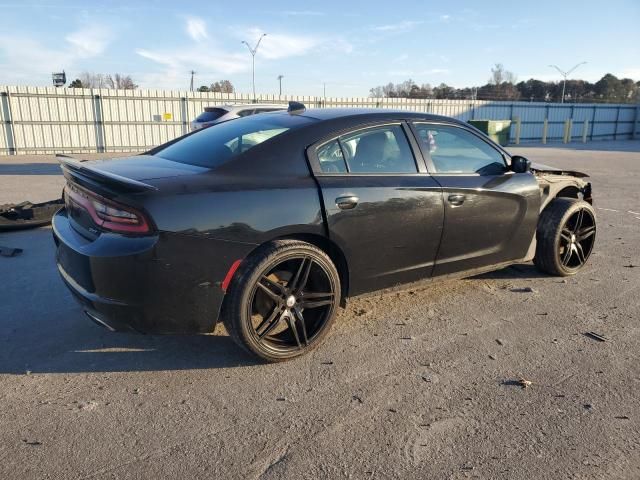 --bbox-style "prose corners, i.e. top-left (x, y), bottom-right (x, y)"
top-left (511, 155), bottom-right (531, 173)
